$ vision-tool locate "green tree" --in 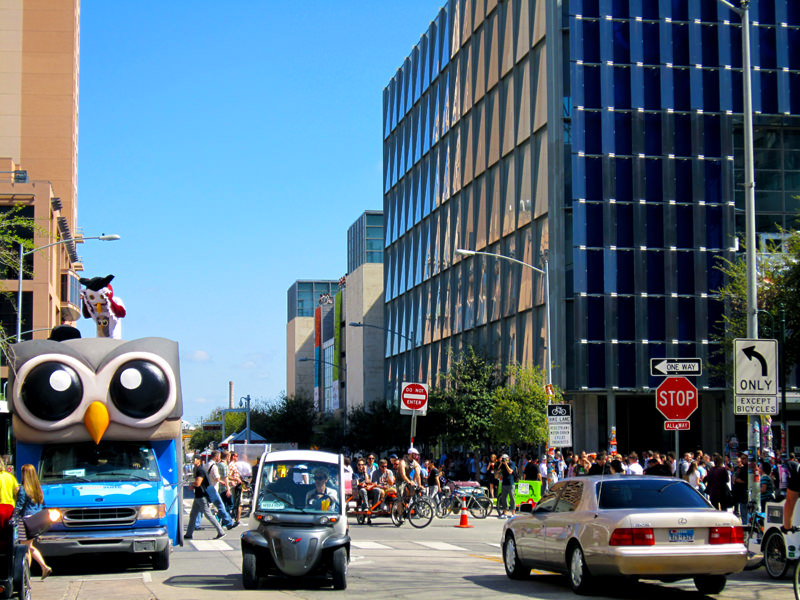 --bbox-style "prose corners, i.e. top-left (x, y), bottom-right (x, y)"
top-left (346, 403), bottom-right (409, 452)
top-left (491, 363), bottom-right (556, 447)
top-left (188, 429), bottom-right (219, 451)
top-left (713, 229), bottom-right (800, 378)
top-left (427, 346), bottom-right (502, 449)
top-left (249, 392), bottom-right (316, 447)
